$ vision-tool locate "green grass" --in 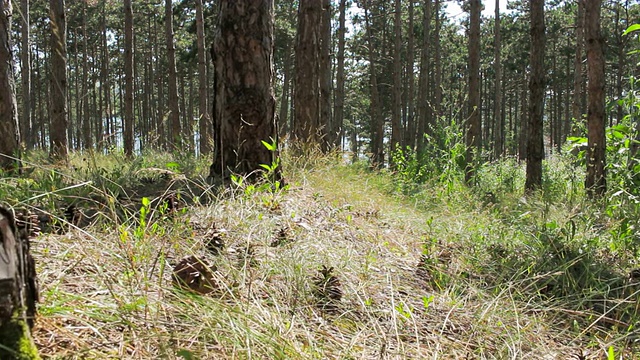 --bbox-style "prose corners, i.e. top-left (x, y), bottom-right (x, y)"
top-left (2, 149), bottom-right (640, 358)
